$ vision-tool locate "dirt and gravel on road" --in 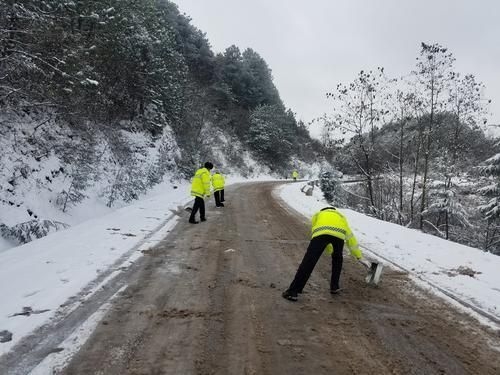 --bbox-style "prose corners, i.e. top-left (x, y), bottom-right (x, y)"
top-left (47, 182), bottom-right (500, 374)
